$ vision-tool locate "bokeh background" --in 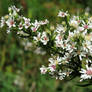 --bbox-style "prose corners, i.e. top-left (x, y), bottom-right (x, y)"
top-left (0, 0), bottom-right (92, 92)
